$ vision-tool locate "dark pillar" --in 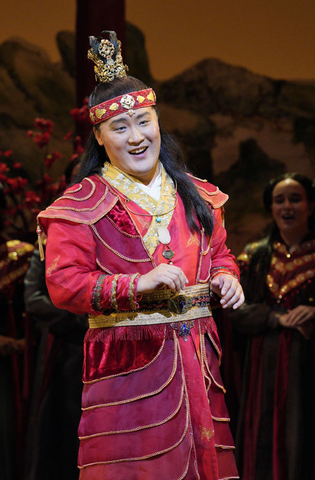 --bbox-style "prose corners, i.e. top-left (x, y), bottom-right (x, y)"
top-left (76, 0), bottom-right (125, 105)
top-left (75, 0), bottom-right (125, 142)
